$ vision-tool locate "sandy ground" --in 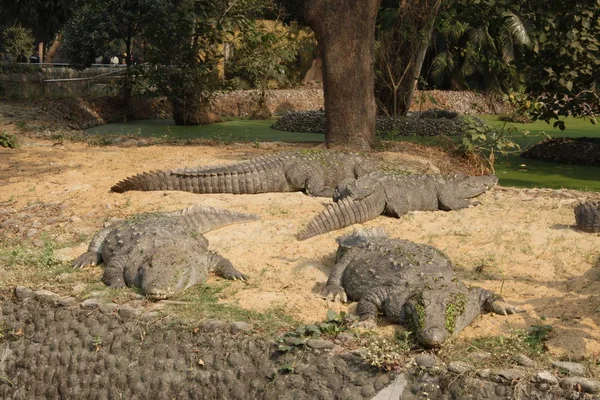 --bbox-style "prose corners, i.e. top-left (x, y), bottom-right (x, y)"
top-left (1, 133), bottom-right (599, 360)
